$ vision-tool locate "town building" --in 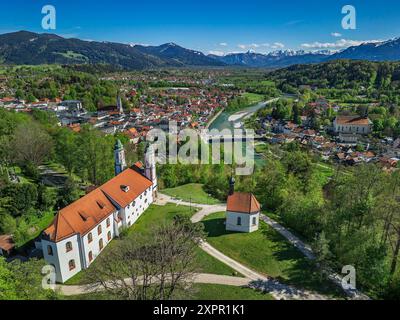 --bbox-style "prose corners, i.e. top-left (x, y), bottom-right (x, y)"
top-left (225, 177), bottom-right (260, 233)
top-left (333, 116), bottom-right (372, 135)
top-left (40, 141), bottom-right (157, 283)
